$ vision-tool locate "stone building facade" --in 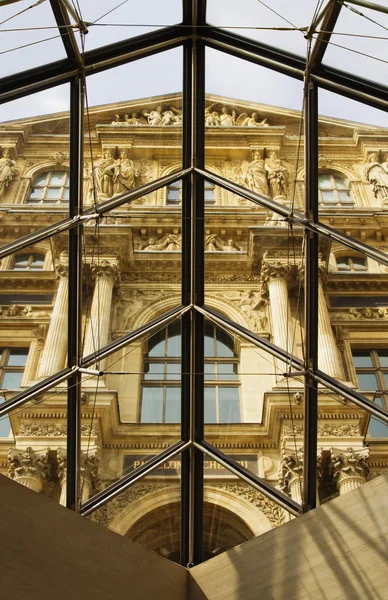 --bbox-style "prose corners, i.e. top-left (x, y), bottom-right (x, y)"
top-left (0, 94), bottom-right (387, 560)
